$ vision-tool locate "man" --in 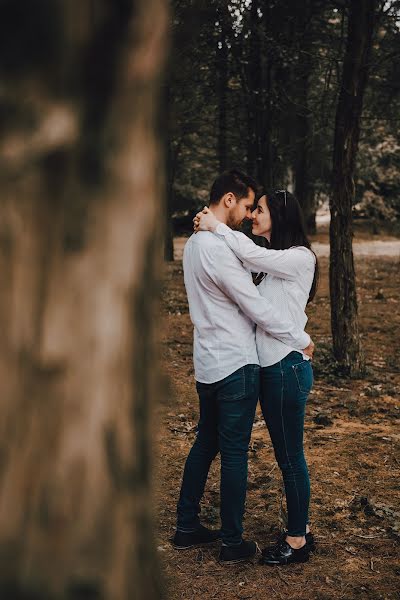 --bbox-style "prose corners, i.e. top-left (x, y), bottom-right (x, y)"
top-left (172, 169), bottom-right (313, 564)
